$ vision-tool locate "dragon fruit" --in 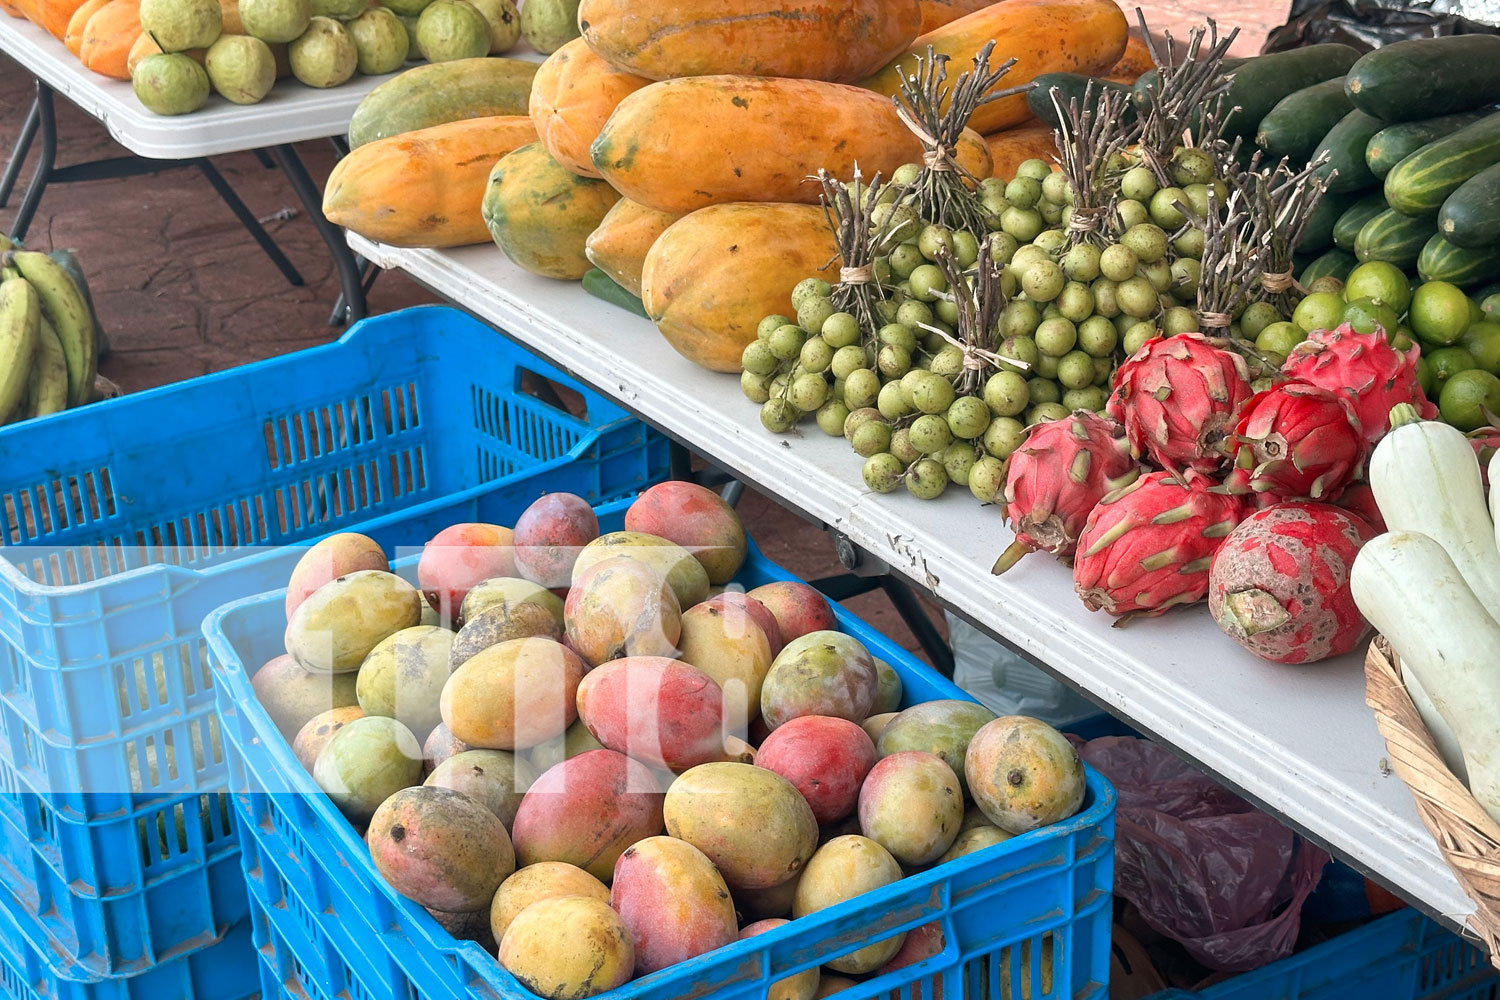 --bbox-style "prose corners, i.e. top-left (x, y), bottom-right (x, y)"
top-left (1280, 324), bottom-right (1437, 446)
top-left (1208, 503), bottom-right (1376, 664)
top-left (1107, 333), bottom-right (1255, 476)
top-left (1332, 482), bottom-right (1386, 533)
top-left (993, 411), bottom-right (1142, 573)
top-left (1223, 381), bottom-right (1367, 503)
top-left (1072, 471), bottom-right (1248, 620)
top-left (1471, 424), bottom-right (1500, 490)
